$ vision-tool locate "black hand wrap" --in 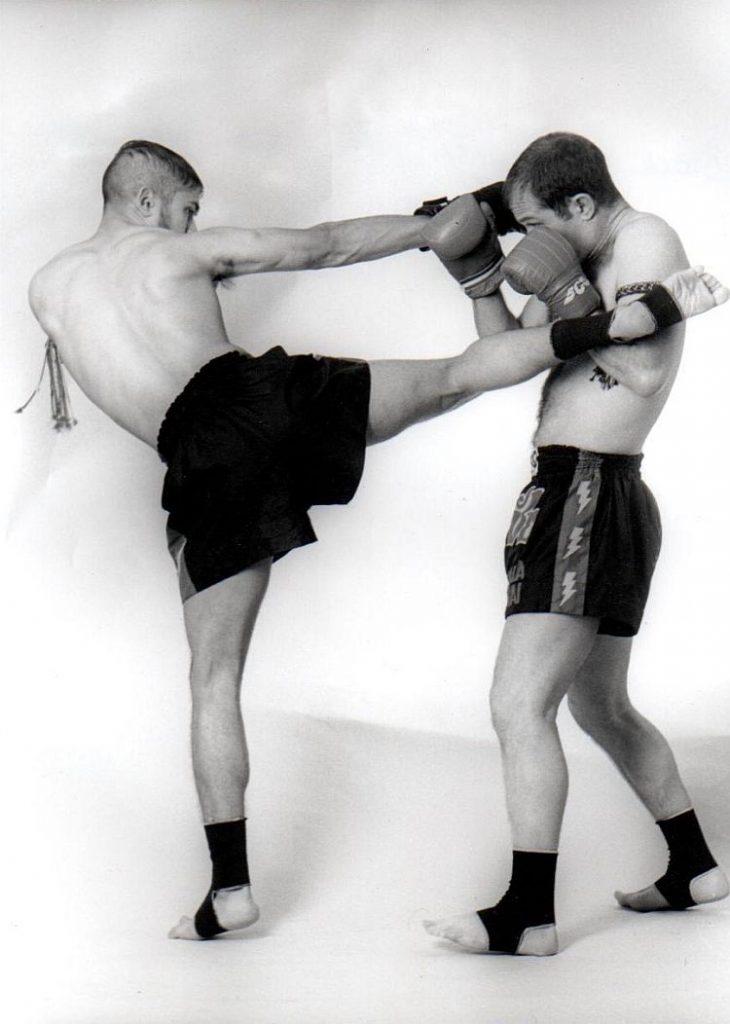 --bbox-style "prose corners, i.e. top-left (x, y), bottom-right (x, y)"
top-left (471, 181), bottom-right (525, 236)
top-left (414, 181), bottom-right (523, 251)
top-left (550, 283), bottom-right (683, 361)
